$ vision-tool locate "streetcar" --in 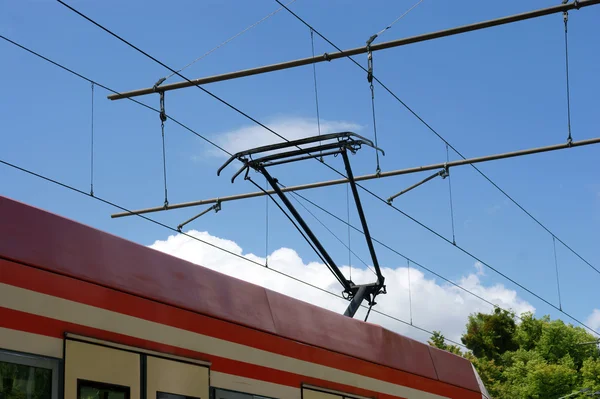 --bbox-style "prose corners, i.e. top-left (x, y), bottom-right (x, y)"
top-left (0, 195), bottom-right (490, 399)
